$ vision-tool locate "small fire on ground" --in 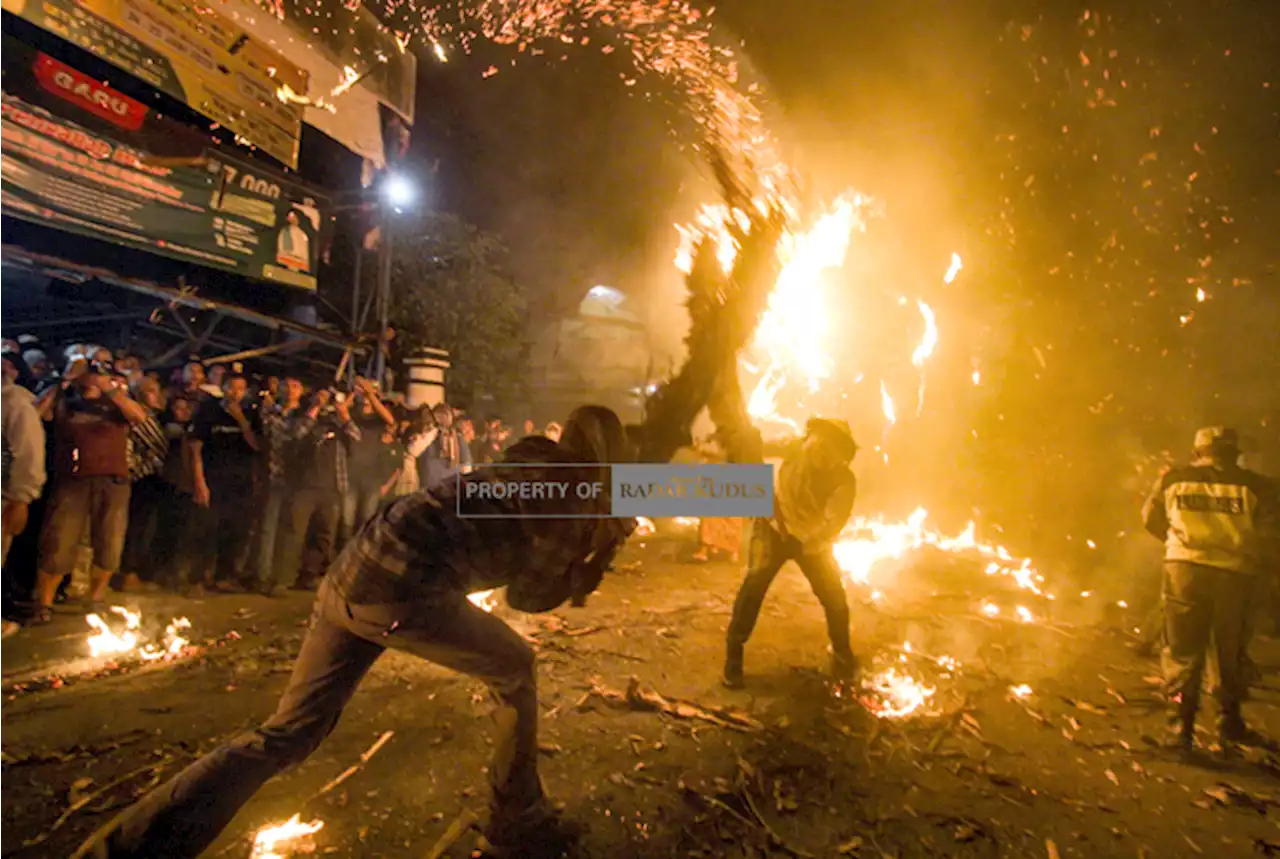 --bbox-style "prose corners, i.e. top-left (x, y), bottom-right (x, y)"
top-left (860, 642), bottom-right (950, 719)
top-left (85, 607), bottom-right (191, 661)
top-left (468, 590), bottom-right (499, 613)
top-left (250, 815), bottom-right (324, 859)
